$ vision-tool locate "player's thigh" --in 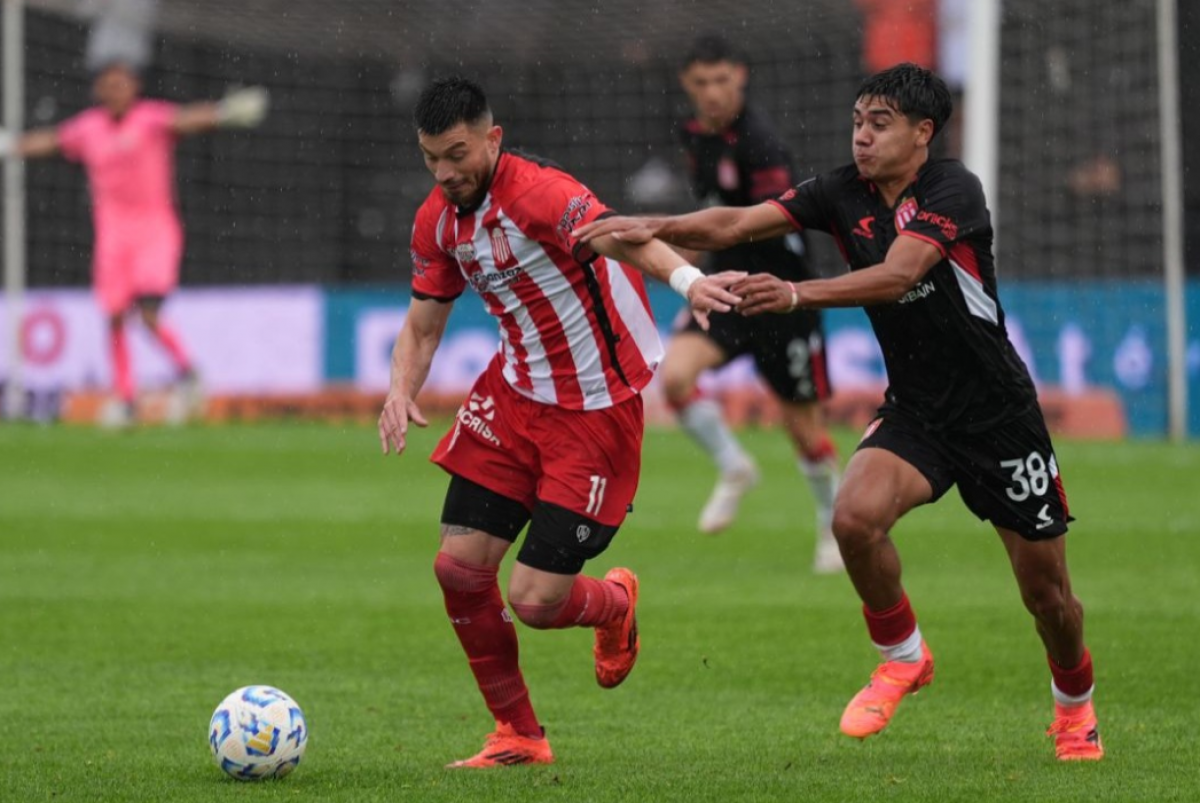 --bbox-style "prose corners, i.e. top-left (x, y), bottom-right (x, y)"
top-left (531, 395), bottom-right (643, 529)
top-left (438, 474), bottom-right (529, 566)
top-left (93, 236), bottom-right (135, 316)
top-left (431, 367), bottom-right (539, 514)
top-left (843, 413), bottom-right (949, 529)
top-left (661, 330), bottom-right (727, 395)
top-left (952, 407), bottom-right (1072, 540)
top-left (750, 312), bottom-right (831, 404)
